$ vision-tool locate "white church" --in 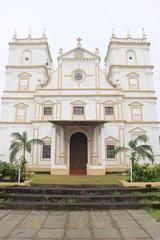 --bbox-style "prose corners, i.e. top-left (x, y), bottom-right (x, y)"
top-left (0, 30), bottom-right (160, 175)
